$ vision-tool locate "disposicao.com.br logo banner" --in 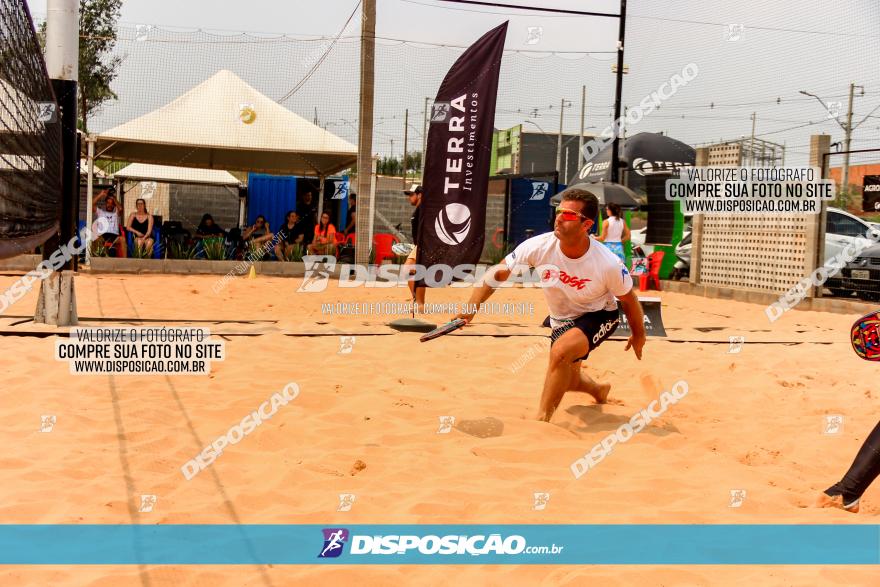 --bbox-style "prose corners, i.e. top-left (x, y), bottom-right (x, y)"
top-left (1, 525), bottom-right (878, 564)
